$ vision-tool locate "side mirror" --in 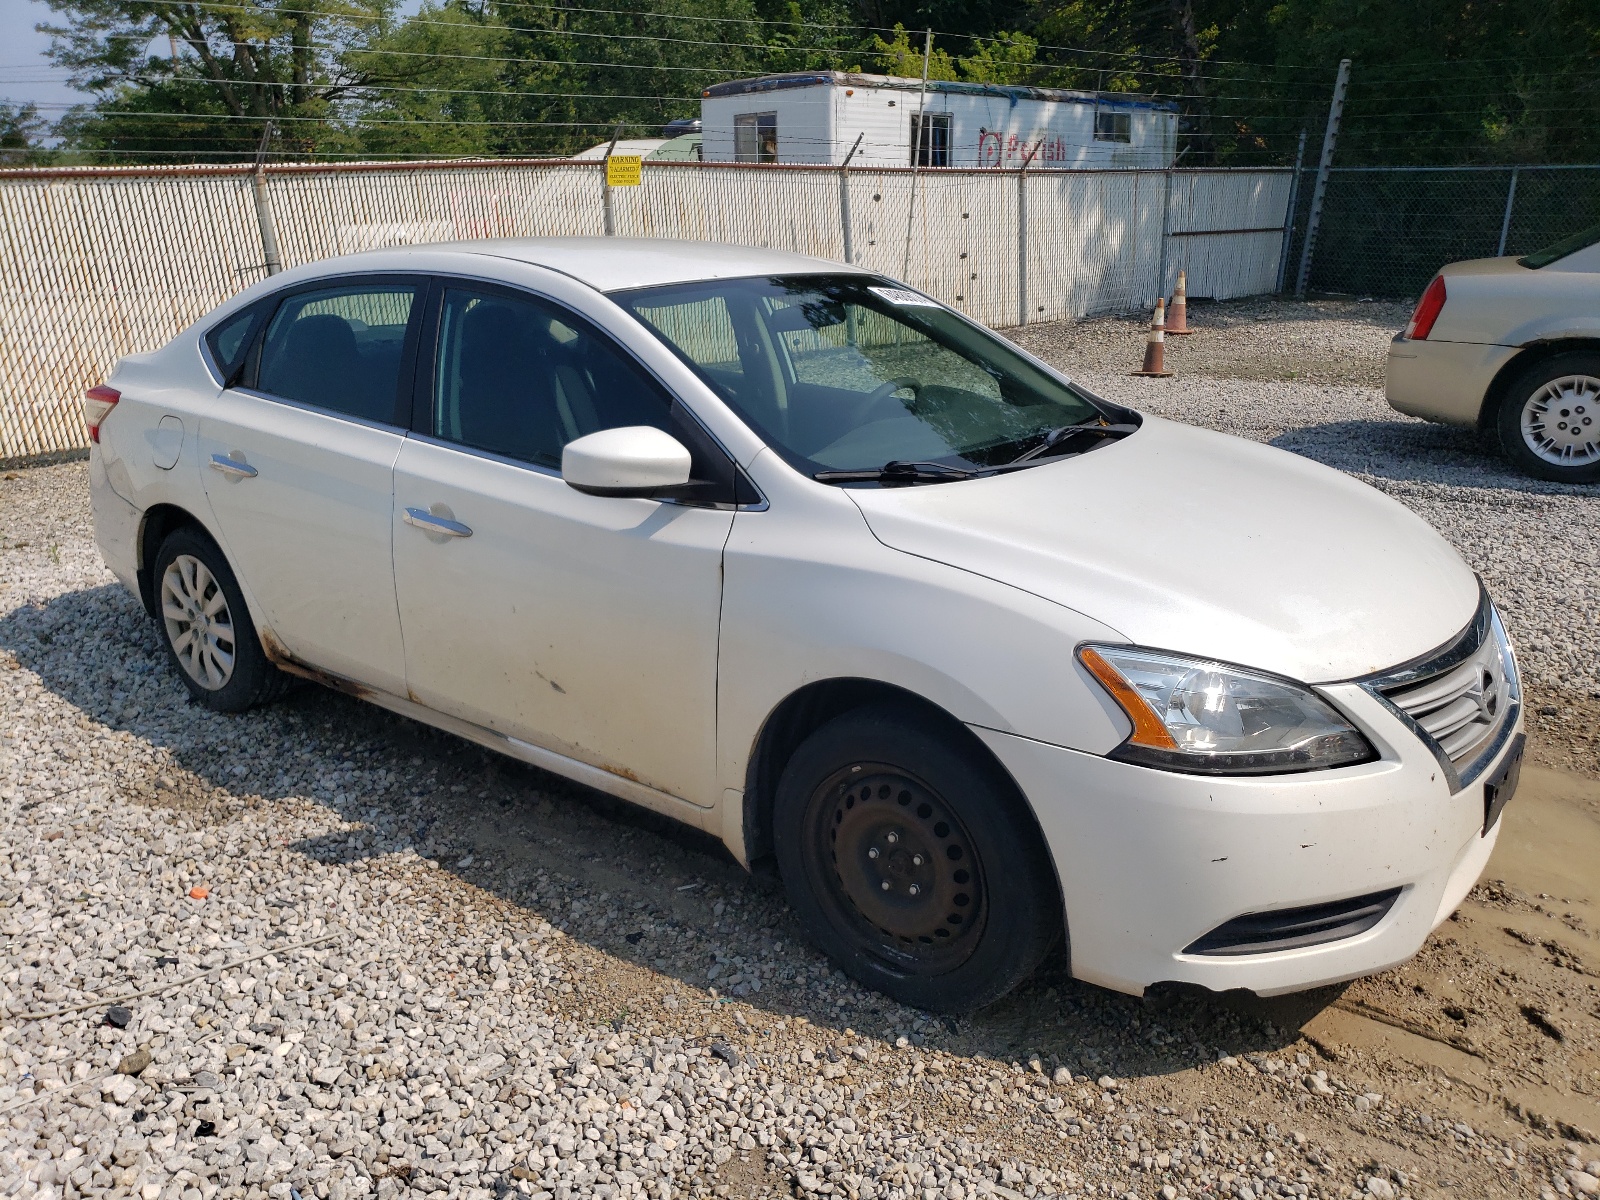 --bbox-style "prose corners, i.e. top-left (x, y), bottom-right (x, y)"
top-left (562, 426), bottom-right (693, 498)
